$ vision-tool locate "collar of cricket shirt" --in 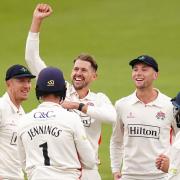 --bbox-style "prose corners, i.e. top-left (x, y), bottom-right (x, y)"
top-left (130, 89), bottom-right (163, 108)
top-left (4, 92), bottom-right (25, 114)
top-left (38, 101), bottom-right (63, 108)
top-left (68, 82), bottom-right (96, 101)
